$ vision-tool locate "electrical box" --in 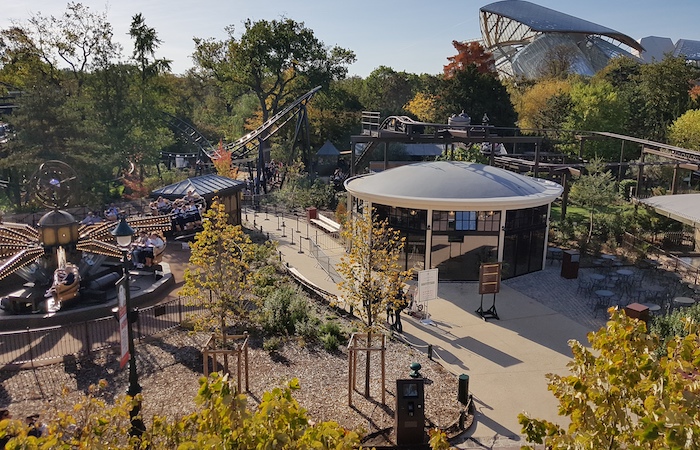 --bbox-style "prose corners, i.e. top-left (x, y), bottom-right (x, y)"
top-left (395, 379), bottom-right (426, 445)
